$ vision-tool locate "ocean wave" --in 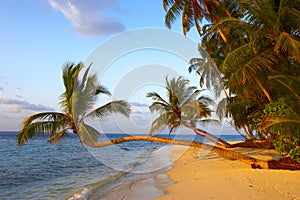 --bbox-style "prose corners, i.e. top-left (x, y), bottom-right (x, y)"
top-left (67, 172), bottom-right (124, 200)
top-left (68, 187), bottom-right (92, 200)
